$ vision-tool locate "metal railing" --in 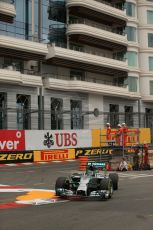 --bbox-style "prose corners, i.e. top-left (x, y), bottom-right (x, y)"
top-left (0, 0), bottom-right (14, 4)
top-left (69, 18), bottom-right (125, 36)
top-left (94, 0), bottom-right (125, 10)
top-left (0, 109), bottom-right (152, 132)
top-left (0, 65), bottom-right (40, 76)
top-left (42, 73), bottom-right (127, 88)
top-left (0, 21), bottom-right (49, 43)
